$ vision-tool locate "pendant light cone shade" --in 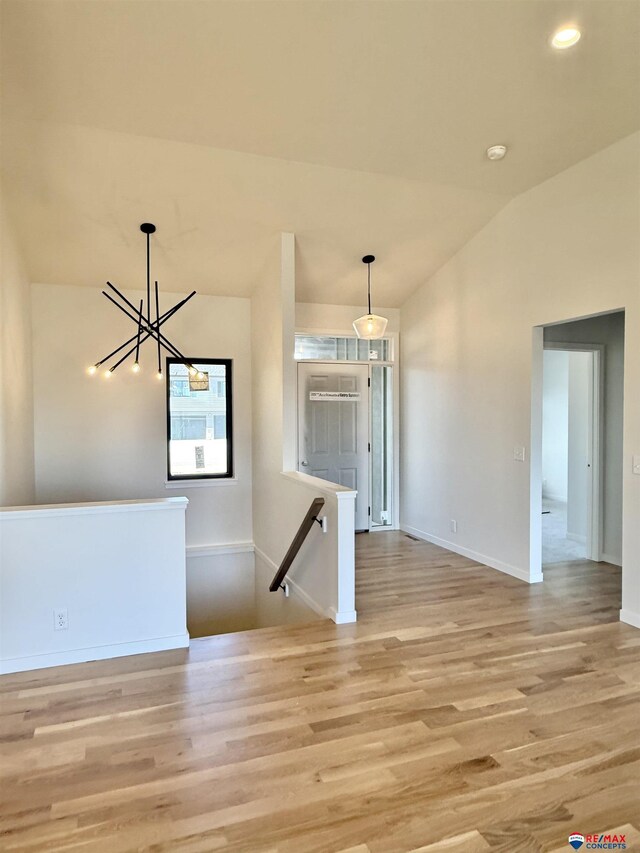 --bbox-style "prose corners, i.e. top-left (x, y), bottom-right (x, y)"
top-left (353, 255), bottom-right (388, 340)
top-left (353, 313), bottom-right (388, 339)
